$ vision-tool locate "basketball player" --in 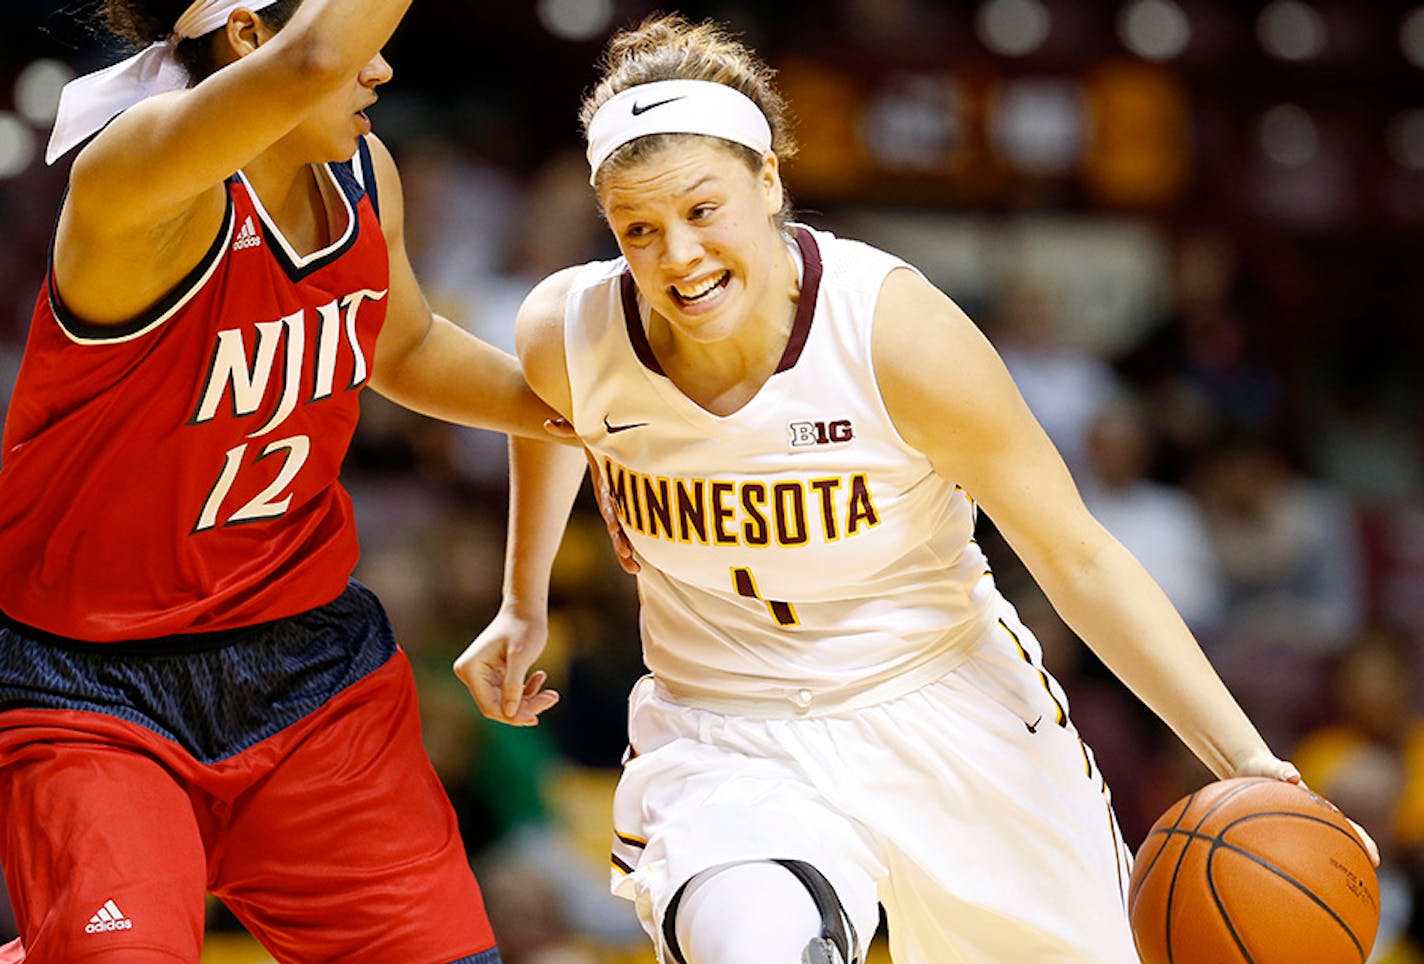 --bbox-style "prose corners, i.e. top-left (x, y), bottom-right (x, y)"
top-left (0, 1), bottom-right (558, 961)
top-left (456, 14), bottom-right (1377, 964)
